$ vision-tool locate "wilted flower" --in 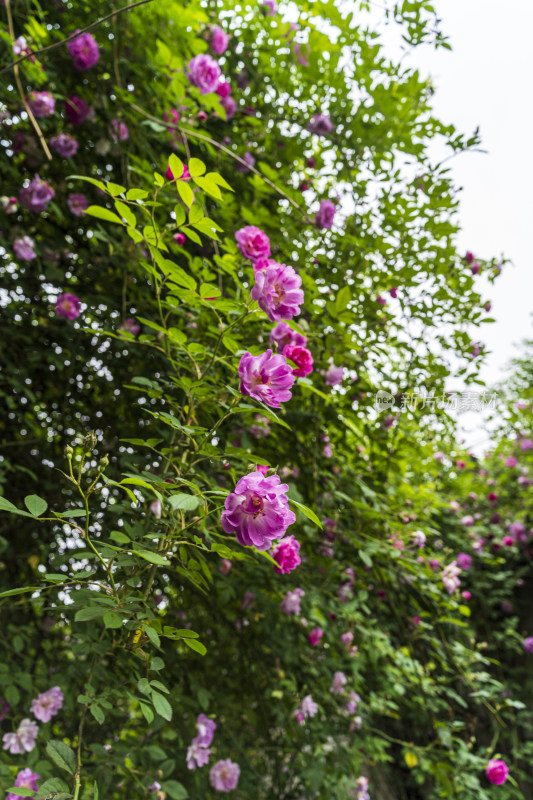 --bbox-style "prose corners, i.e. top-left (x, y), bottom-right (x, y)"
top-left (210, 759), bottom-right (240, 792)
top-left (31, 686), bottom-right (63, 722)
top-left (150, 499), bottom-right (162, 518)
top-left (221, 470), bottom-right (296, 550)
top-left (238, 350), bottom-right (295, 407)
